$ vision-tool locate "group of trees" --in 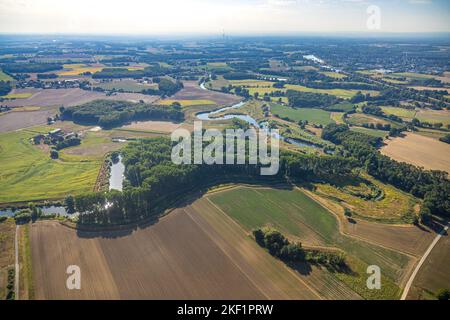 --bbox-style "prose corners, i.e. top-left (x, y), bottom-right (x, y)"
top-left (92, 65), bottom-right (168, 79)
top-left (55, 137), bottom-right (81, 150)
top-left (361, 122), bottom-right (392, 132)
top-left (253, 227), bottom-right (346, 269)
top-left (0, 81), bottom-right (12, 96)
top-left (439, 134), bottom-right (450, 144)
top-left (1, 63), bottom-right (62, 73)
top-left (156, 78), bottom-right (183, 97)
top-left (322, 123), bottom-right (450, 219)
top-left (61, 100), bottom-right (184, 129)
top-left (287, 90), bottom-right (340, 108)
top-left (37, 73), bottom-right (58, 79)
top-left (13, 203), bottom-right (43, 223)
